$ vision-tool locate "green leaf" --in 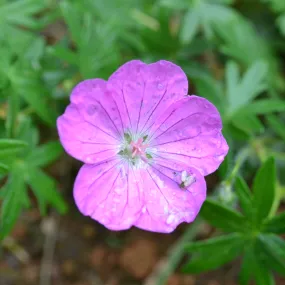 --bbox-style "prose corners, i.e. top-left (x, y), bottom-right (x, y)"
top-left (185, 232), bottom-right (244, 252)
top-left (6, 91), bottom-right (19, 138)
top-left (0, 25), bottom-right (35, 55)
top-left (234, 176), bottom-right (253, 218)
top-left (266, 114), bottom-right (285, 141)
top-left (241, 99), bottom-right (285, 115)
top-left (0, 162), bottom-right (9, 175)
top-left (226, 60), bottom-right (267, 114)
top-left (189, 75), bottom-right (224, 113)
top-left (24, 36), bottom-right (45, 63)
top-left (239, 246), bottom-right (254, 285)
top-left (0, 169), bottom-right (26, 239)
top-left (180, 8), bottom-right (200, 44)
top-left (27, 167), bottom-right (67, 215)
top-left (0, 139), bottom-right (27, 157)
top-left (60, 1), bottom-right (82, 44)
top-left (263, 211), bottom-right (285, 234)
top-left (225, 61), bottom-right (239, 104)
top-left (0, 0), bottom-right (46, 27)
top-left (231, 113), bottom-right (264, 134)
top-left (239, 245), bottom-right (275, 285)
top-left (258, 234), bottom-right (285, 276)
top-left (183, 233), bottom-right (245, 273)
top-left (159, 0), bottom-right (189, 9)
top-left (277, 13), bottom-right (285, 36)
top-left (25, 141), bottom-right (63, 167)
top-left (16, 117), bottom-right (39, 148)
top-left (199, 2), bottom-right (236, 38)
top-left (200, 199), bottom-right (248, 232)
top-left (18, 83), bottom-right (57, 126)
top-left (215, 16), bottom-right (270, 66)
top-left (48, 45), bottom-right (78, 66)
top-left (0, 139), bottom-right (27, 149)
top-left (252, 157), bottom-right (276, 225)
top-left (61, 1), bottom-right (120, 79)
top-left (224, 123), bottom-right (249, 141)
